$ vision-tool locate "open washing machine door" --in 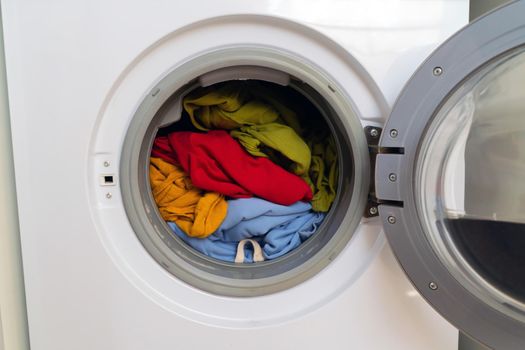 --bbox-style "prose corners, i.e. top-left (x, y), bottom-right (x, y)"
top-left (376, 2), bottom-right (525, 349)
